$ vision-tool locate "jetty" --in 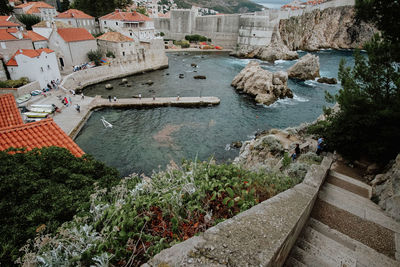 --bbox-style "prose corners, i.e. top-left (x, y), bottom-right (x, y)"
top-left (23, 94), bottom-right (220, 139)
